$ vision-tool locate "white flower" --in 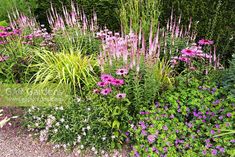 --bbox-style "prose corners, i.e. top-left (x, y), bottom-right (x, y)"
top-left (80, 145), bottom-right (84, 149)
top-left (28, 109), bottom-right (31, 112)
top-left (83, 132), bottom-right (86, 136)
top-left (91, 147), bottom-right (96, 151)
top-left (101, 150), bottom-right (105, 154)
top-left (35, 123), bottom-right (39, 127)
top-left (60, 118), bottom-right (65, 123)
top-left (53, 129), bottom-right (58, 133)
top-left (59, 106), bottom-right (64, 110)
top-left (102, 137), bottom-right (106, 141)
top-left (55, 107), bottom-right (59, 110)
top-left (55, 122), bottom-right (60, 126)
top-left (65, 125), bottom-right (69, 129)
top-left (87, 107), bottom-right (91, 111)
top-left (111, 135), bottom-right (115, 139)
top-left (77, 135), bottom-right (81, 139)
top-left (82, 127), bottom-right (86, 132)
top-left (76, 97), bottom-right (81, 102)
top-left (87, 126), bottom-right (91, 130)
top-left (94, 151), bottom-right (98, 154)
top-left (31, 106), bottom-right (35, 110)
